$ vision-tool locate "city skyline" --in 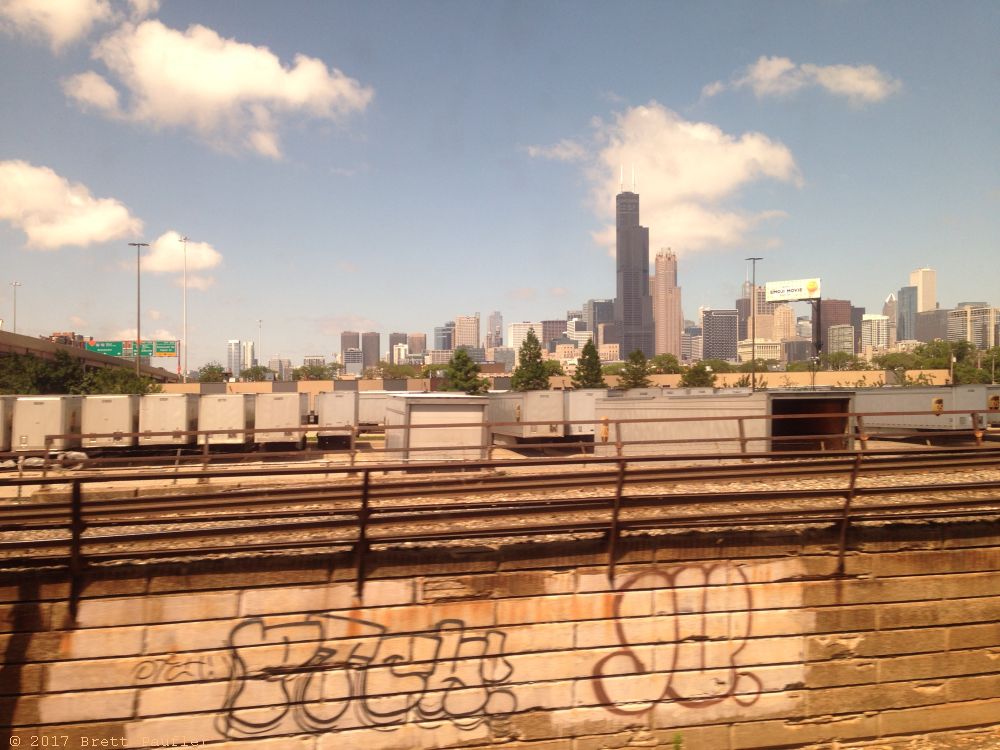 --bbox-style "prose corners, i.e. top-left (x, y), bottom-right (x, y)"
top-left (1, 3), bottom-right (997, 368)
